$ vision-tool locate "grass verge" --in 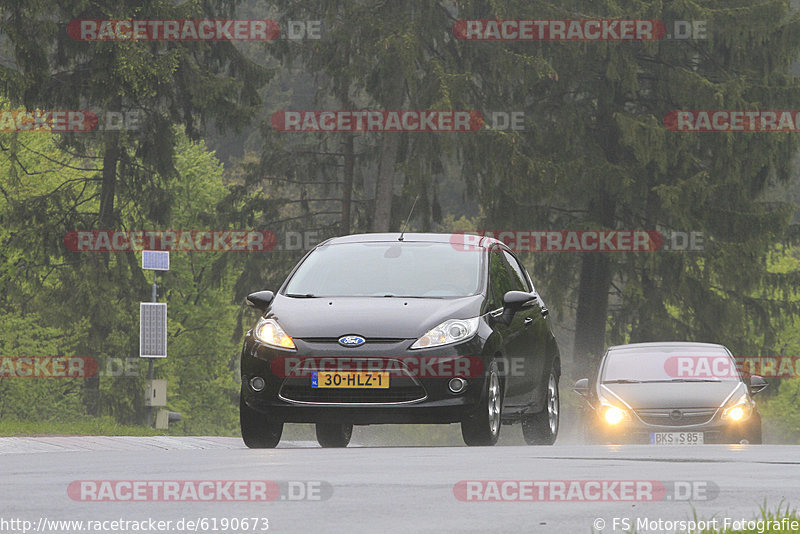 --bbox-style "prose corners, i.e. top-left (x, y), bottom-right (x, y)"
top-left (0, 417), bottom-right (161, 436)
